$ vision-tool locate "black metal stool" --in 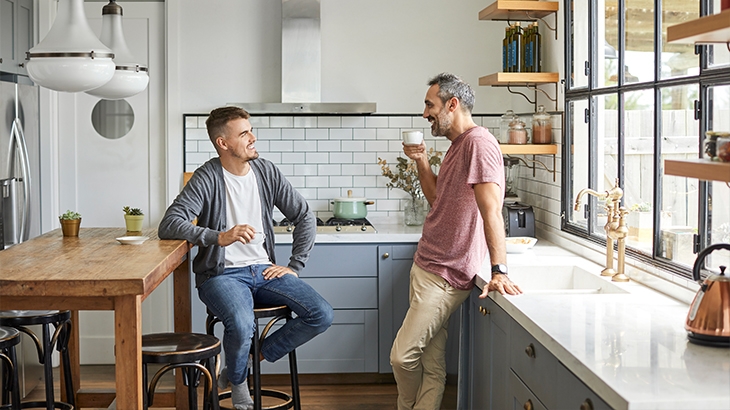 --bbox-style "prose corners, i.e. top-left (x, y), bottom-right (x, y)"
top-left (206, 305), bottom-right (301, 410)
top-left (0, 311), bottom-right (74, 410)
top-left (0, 326), bottom-right (21, 410)
top-left (141, 332), bottom-right (221, 410)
